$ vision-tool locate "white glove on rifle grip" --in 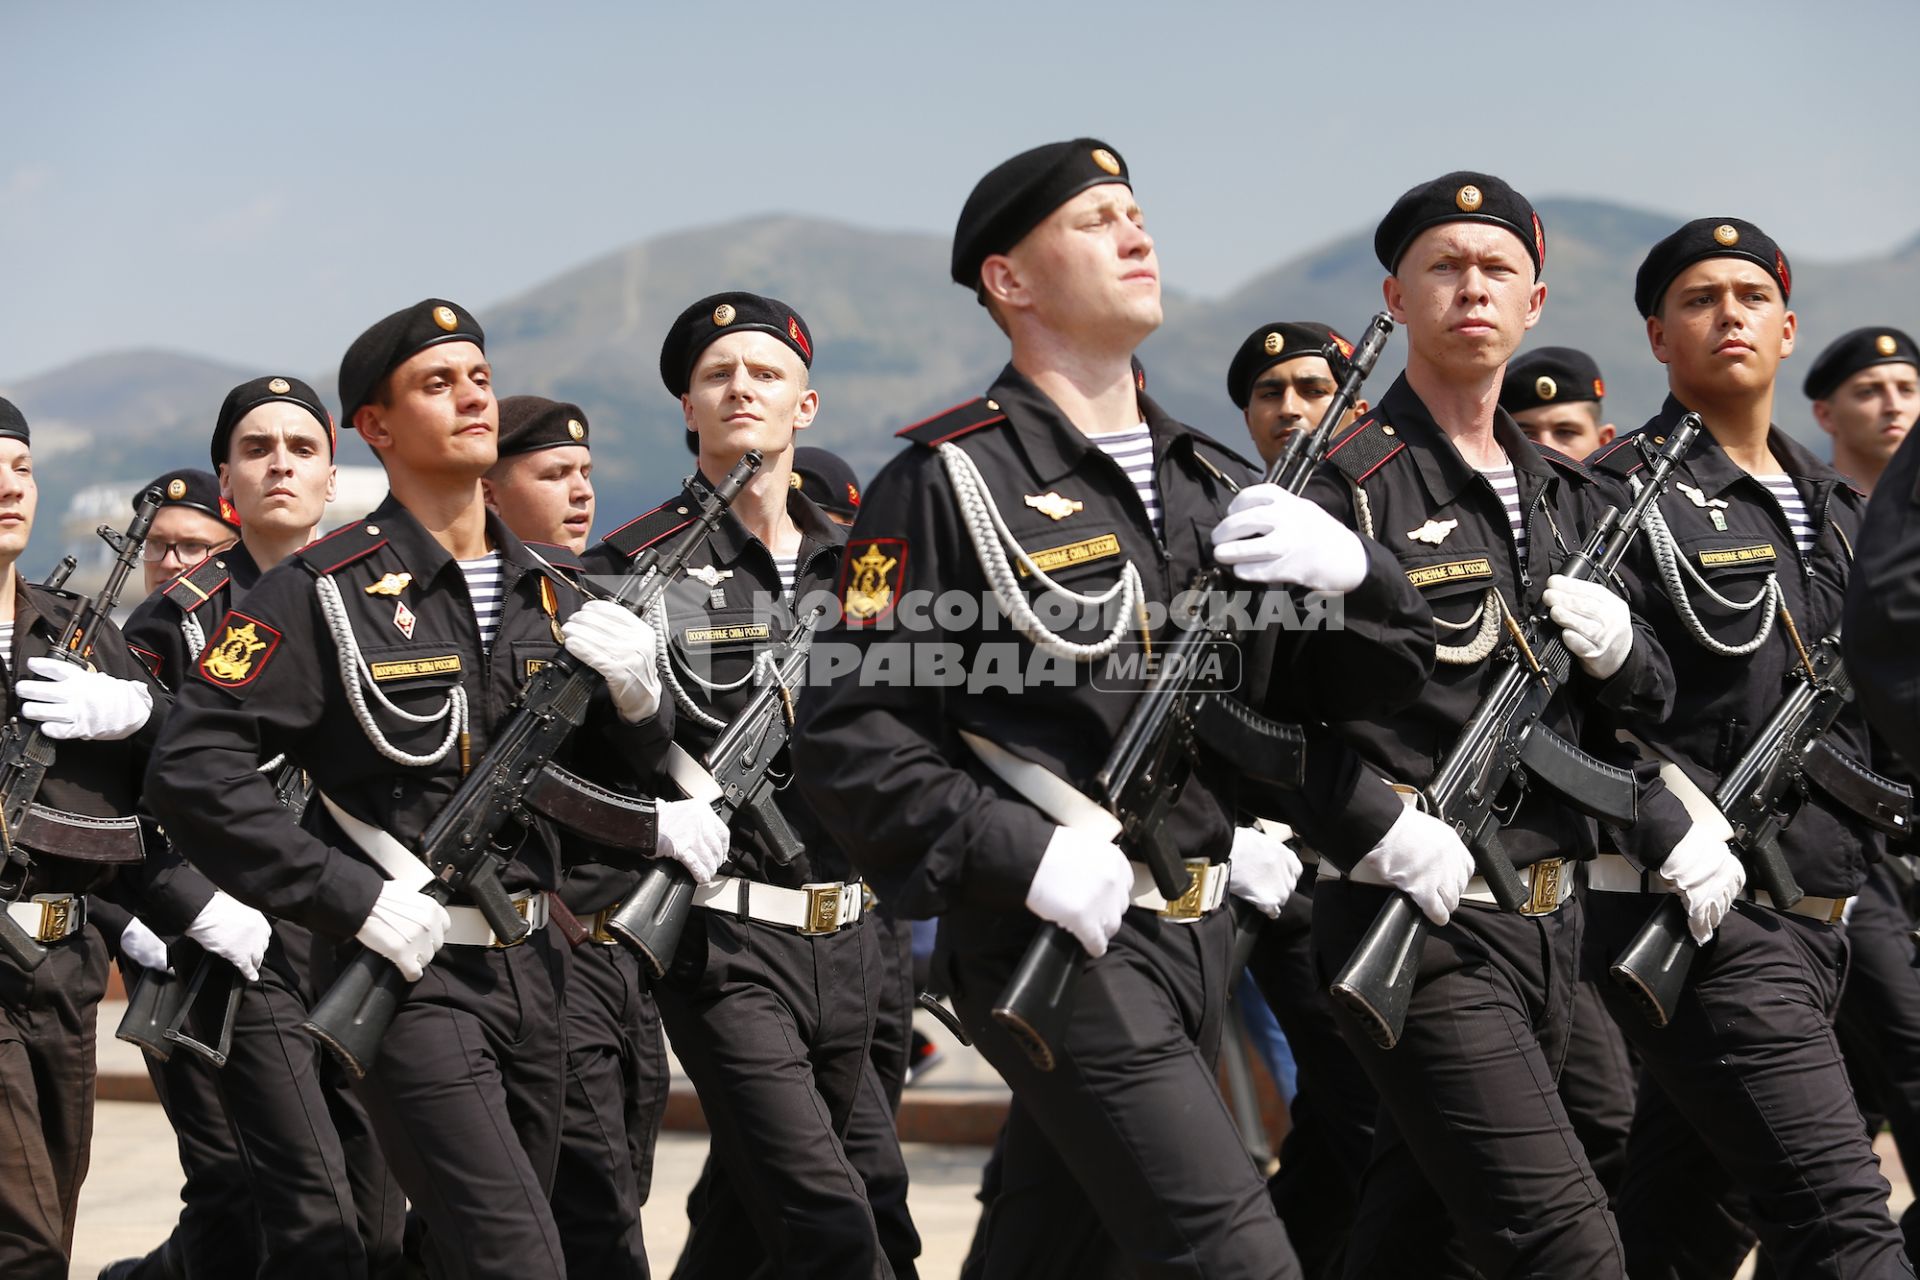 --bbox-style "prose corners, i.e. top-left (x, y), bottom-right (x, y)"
top-left (655, 797), bottom-right (730, 884)
top-left (119, 917), bottom-right (171, 973)
top-left (1543, 574), bottom-right (1633, 680)
top-left (561, 600), bottom-right (663, 723)
top-left (355, 882), bottom-right (451, 983)
top-left (1209, 483), bottom-right (1369, 593)
top-left (184, 891), bottom-right (272, 982)
top-left (1350, 795), bottom-right (1475, 926)
top-left (1025, 826), bottom-right (1133, 957)
top-left (1658, 823), bottom-right (1745, 945)
top-left (1228, 821), bottom-right (1302, 918)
